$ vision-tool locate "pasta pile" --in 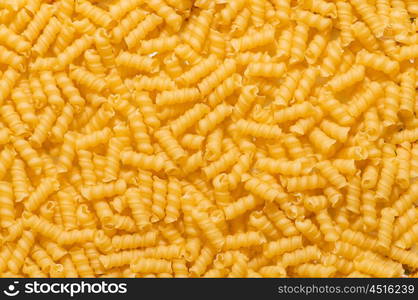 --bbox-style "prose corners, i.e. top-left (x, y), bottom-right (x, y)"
top-left (0, 0), bottom-right (418, 278)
